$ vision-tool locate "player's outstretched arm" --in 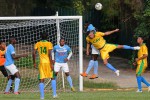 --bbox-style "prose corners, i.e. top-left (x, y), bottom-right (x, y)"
top-left (104, 29), bottom-right (119, 36)
top-left (12, 53), bottom-right (28, 60)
